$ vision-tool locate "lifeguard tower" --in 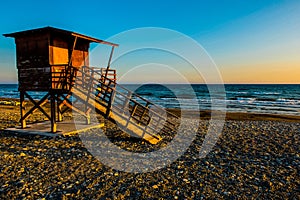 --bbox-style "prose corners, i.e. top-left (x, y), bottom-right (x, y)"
top-left (4, 27), bottom-right (177, 144)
